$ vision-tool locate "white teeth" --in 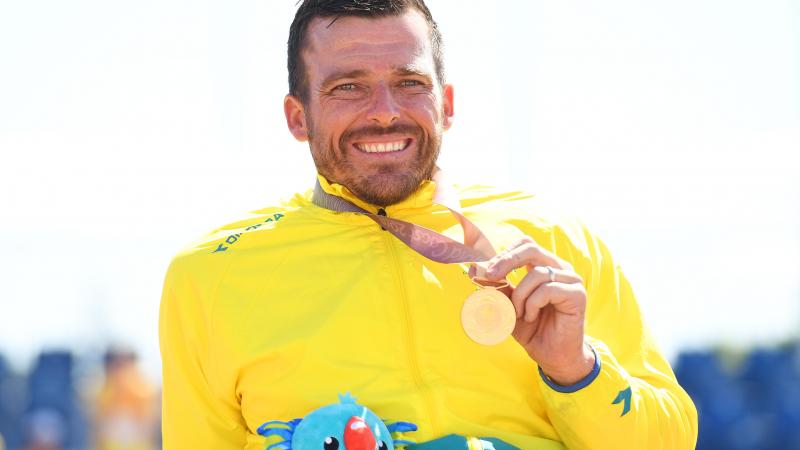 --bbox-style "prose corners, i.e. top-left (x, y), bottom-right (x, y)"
top-left (356, 140), bottom-right (407, 153)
